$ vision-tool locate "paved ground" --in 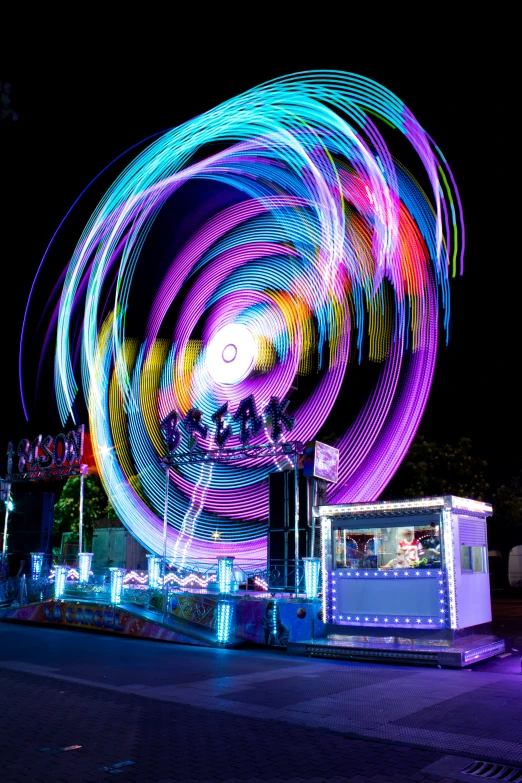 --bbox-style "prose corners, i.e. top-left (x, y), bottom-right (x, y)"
top-left (489, 595), bottom-right (522, 650)
top-left (0, 615), bottom-right (521, 783)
